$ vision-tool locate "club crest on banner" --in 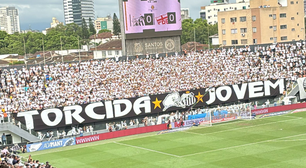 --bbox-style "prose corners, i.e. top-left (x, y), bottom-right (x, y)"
top-left (163, 92), bottom-right (196, 111)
